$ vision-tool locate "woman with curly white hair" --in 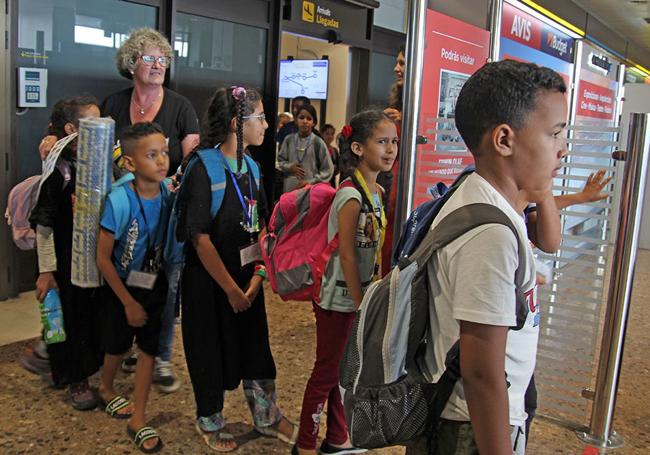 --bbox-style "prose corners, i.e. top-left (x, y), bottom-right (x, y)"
top-left (99, 27), bottom-right (198, 410)
top-left (102, 27), bottom-right (199, 171)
